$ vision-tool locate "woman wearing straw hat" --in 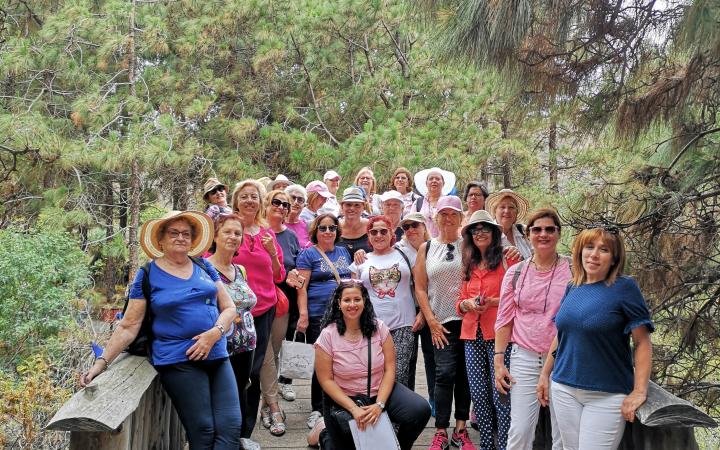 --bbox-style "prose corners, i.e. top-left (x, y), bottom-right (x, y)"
top-left (81, 211), bottom-right (240, 449)
top-left (412, 167), bottom-right (456, 238)
top-left (203, 177), bottom-right (232, 221)
top-left (485, 189), bottom-right (532, 259)
top-left (231, 179), bottom-right (286, 449)
top-left (457, 210), bottom-right (521, 450)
